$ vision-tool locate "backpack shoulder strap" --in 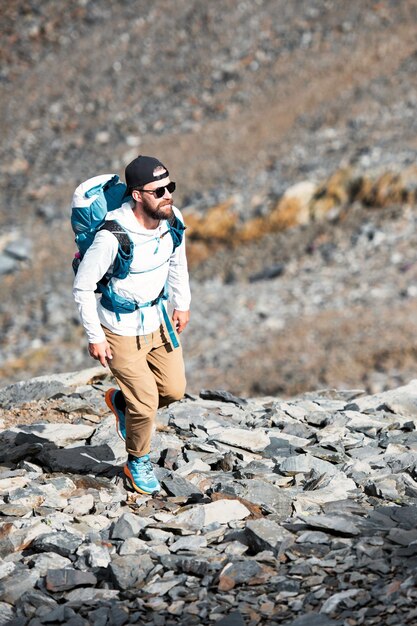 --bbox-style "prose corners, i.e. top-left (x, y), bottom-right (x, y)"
top-left (99, 220), bottom-right (133, 280)
top-left (99, 220), bottom-right (132, 254)
top-left (167, 213), bottom-right (186, 251)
